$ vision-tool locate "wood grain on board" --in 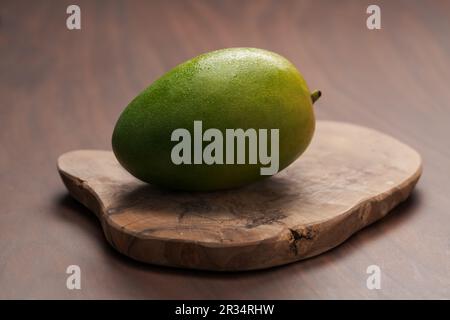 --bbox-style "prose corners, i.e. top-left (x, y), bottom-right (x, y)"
top-left (58, 121), bottom-right (422, 271)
